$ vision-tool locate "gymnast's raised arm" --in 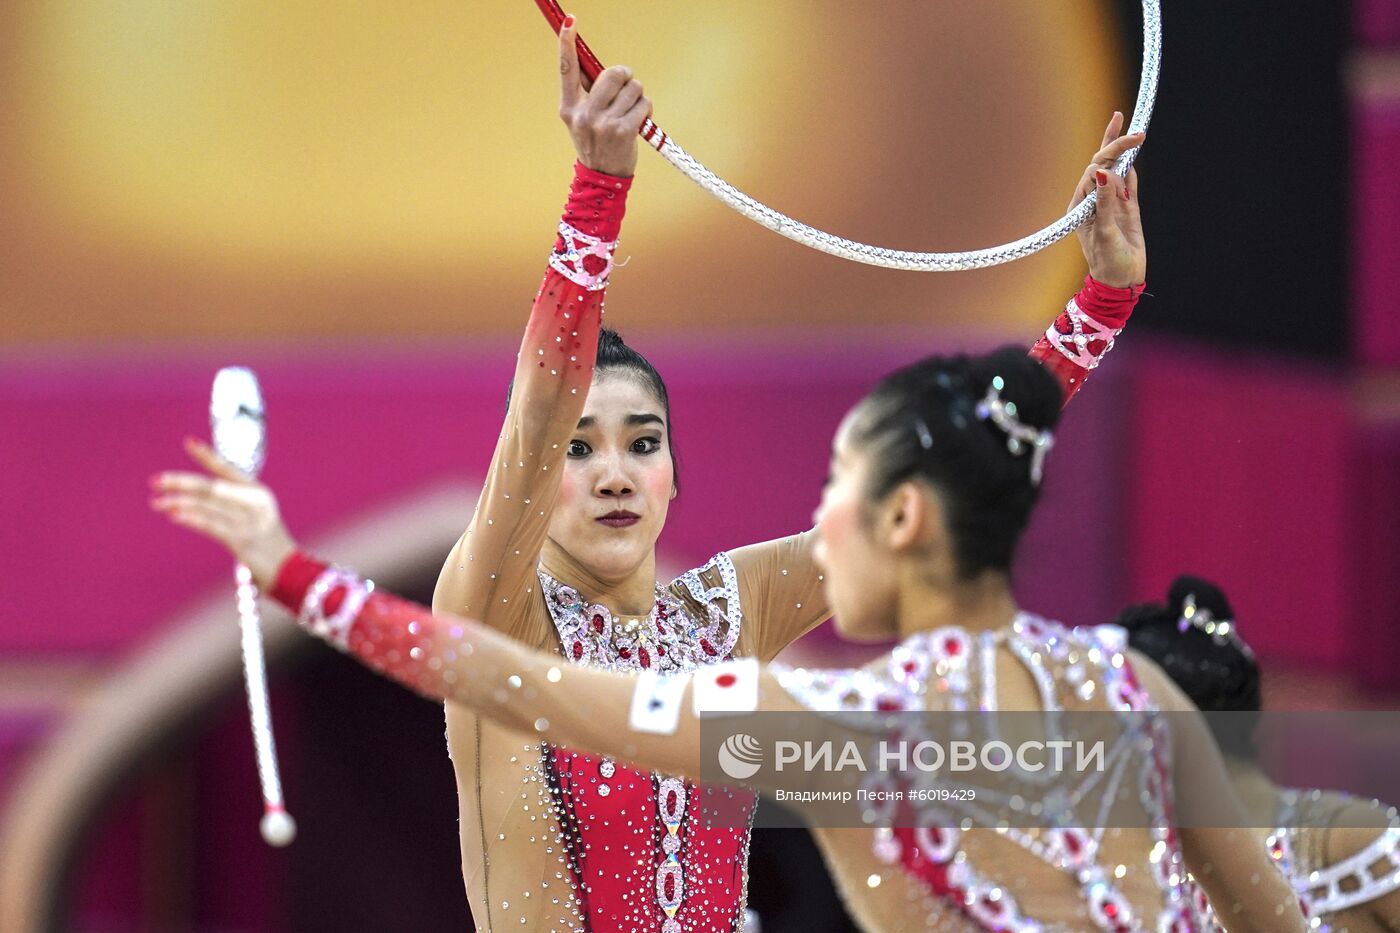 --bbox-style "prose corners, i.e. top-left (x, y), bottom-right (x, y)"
top-left (429, 18), bottom-right (650, 642)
